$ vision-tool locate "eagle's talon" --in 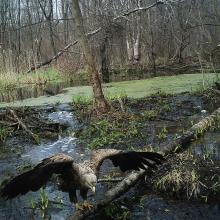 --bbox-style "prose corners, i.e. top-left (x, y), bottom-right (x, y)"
top-left (83, 200), bottom-right (93, 210)
top-left (75, 203), bottom-right (84, 211)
